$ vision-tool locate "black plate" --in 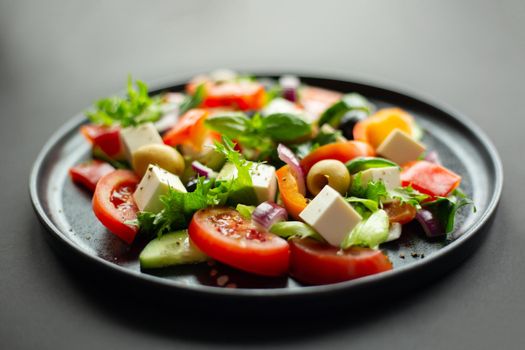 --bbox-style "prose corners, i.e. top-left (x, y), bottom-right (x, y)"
top-left (30, 74), bottom-right (502, 308)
